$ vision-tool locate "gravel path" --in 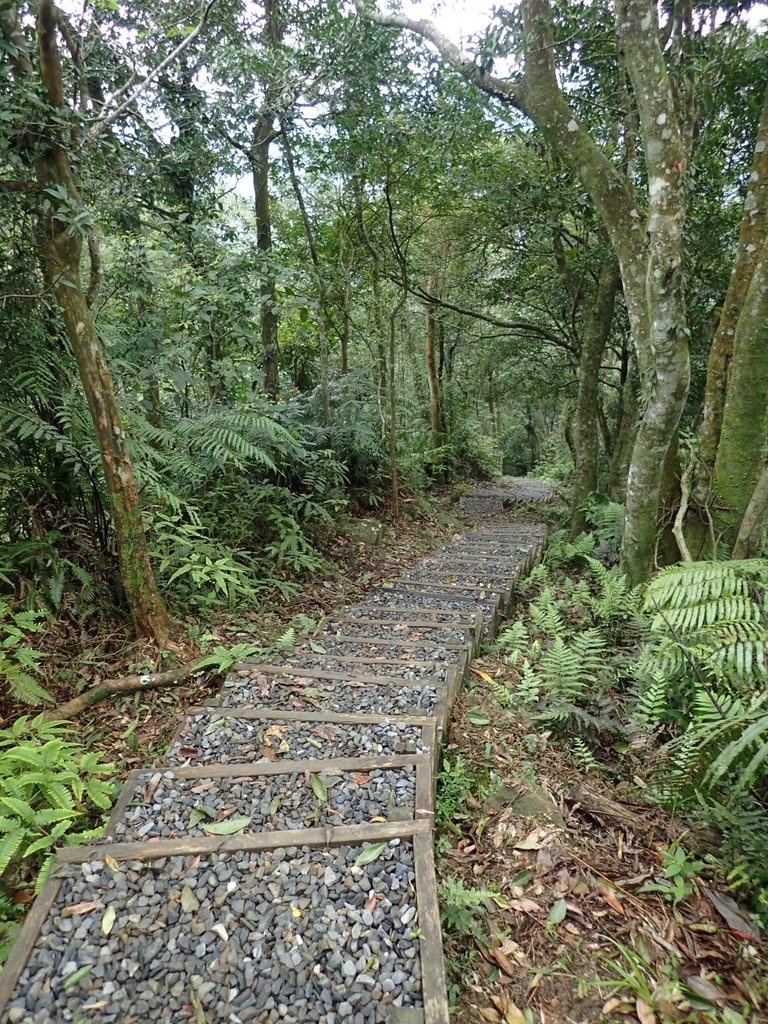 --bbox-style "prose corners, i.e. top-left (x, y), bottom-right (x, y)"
top-left (108, 767), bottom-right (417, 841)
top-left (263, 655), bottom-right (451, 682)
top-left (9, 843), bottom-right (422, 1024)
top-left (219, 674), bottom-right (443, 717)
top-left (1, 515), bottom-right (550, 1024)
